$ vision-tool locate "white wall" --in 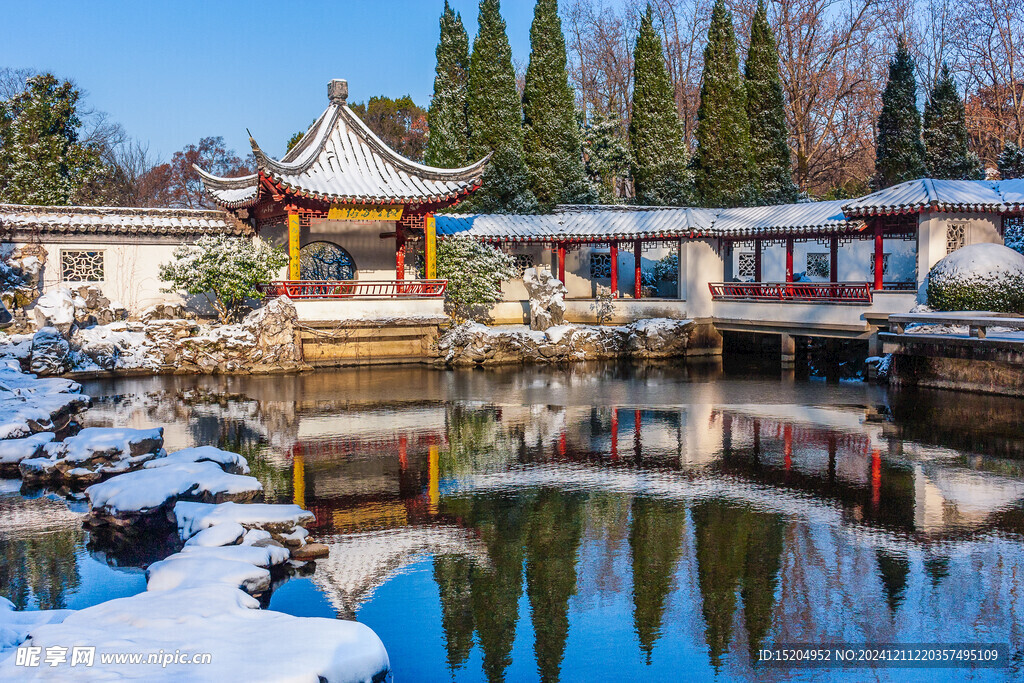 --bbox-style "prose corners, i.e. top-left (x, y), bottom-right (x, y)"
top-left (916, 211), bottom-right (1002, 296)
